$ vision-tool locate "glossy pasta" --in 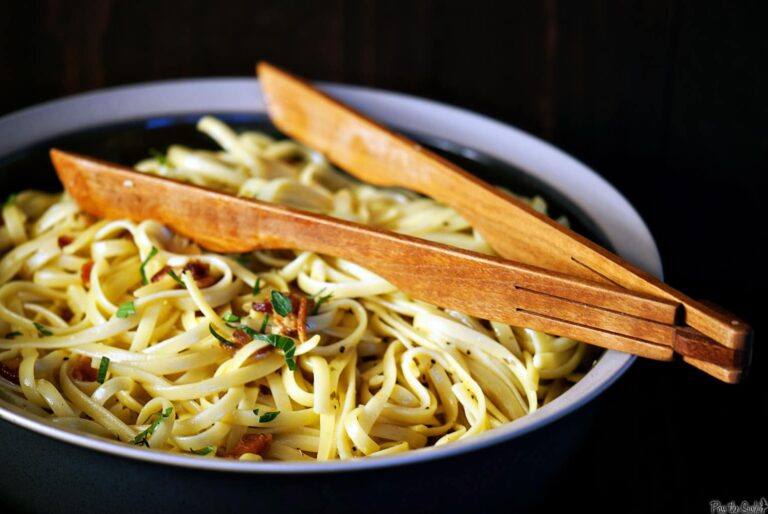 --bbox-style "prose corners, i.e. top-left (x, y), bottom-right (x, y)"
top-left (0, 116), bottom-right (593, 460)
